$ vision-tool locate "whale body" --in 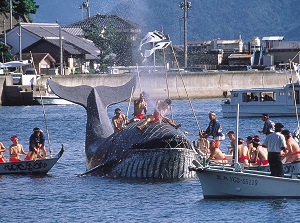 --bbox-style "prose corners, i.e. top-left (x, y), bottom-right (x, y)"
top-left (48, 77), bottom-right (196, 179)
